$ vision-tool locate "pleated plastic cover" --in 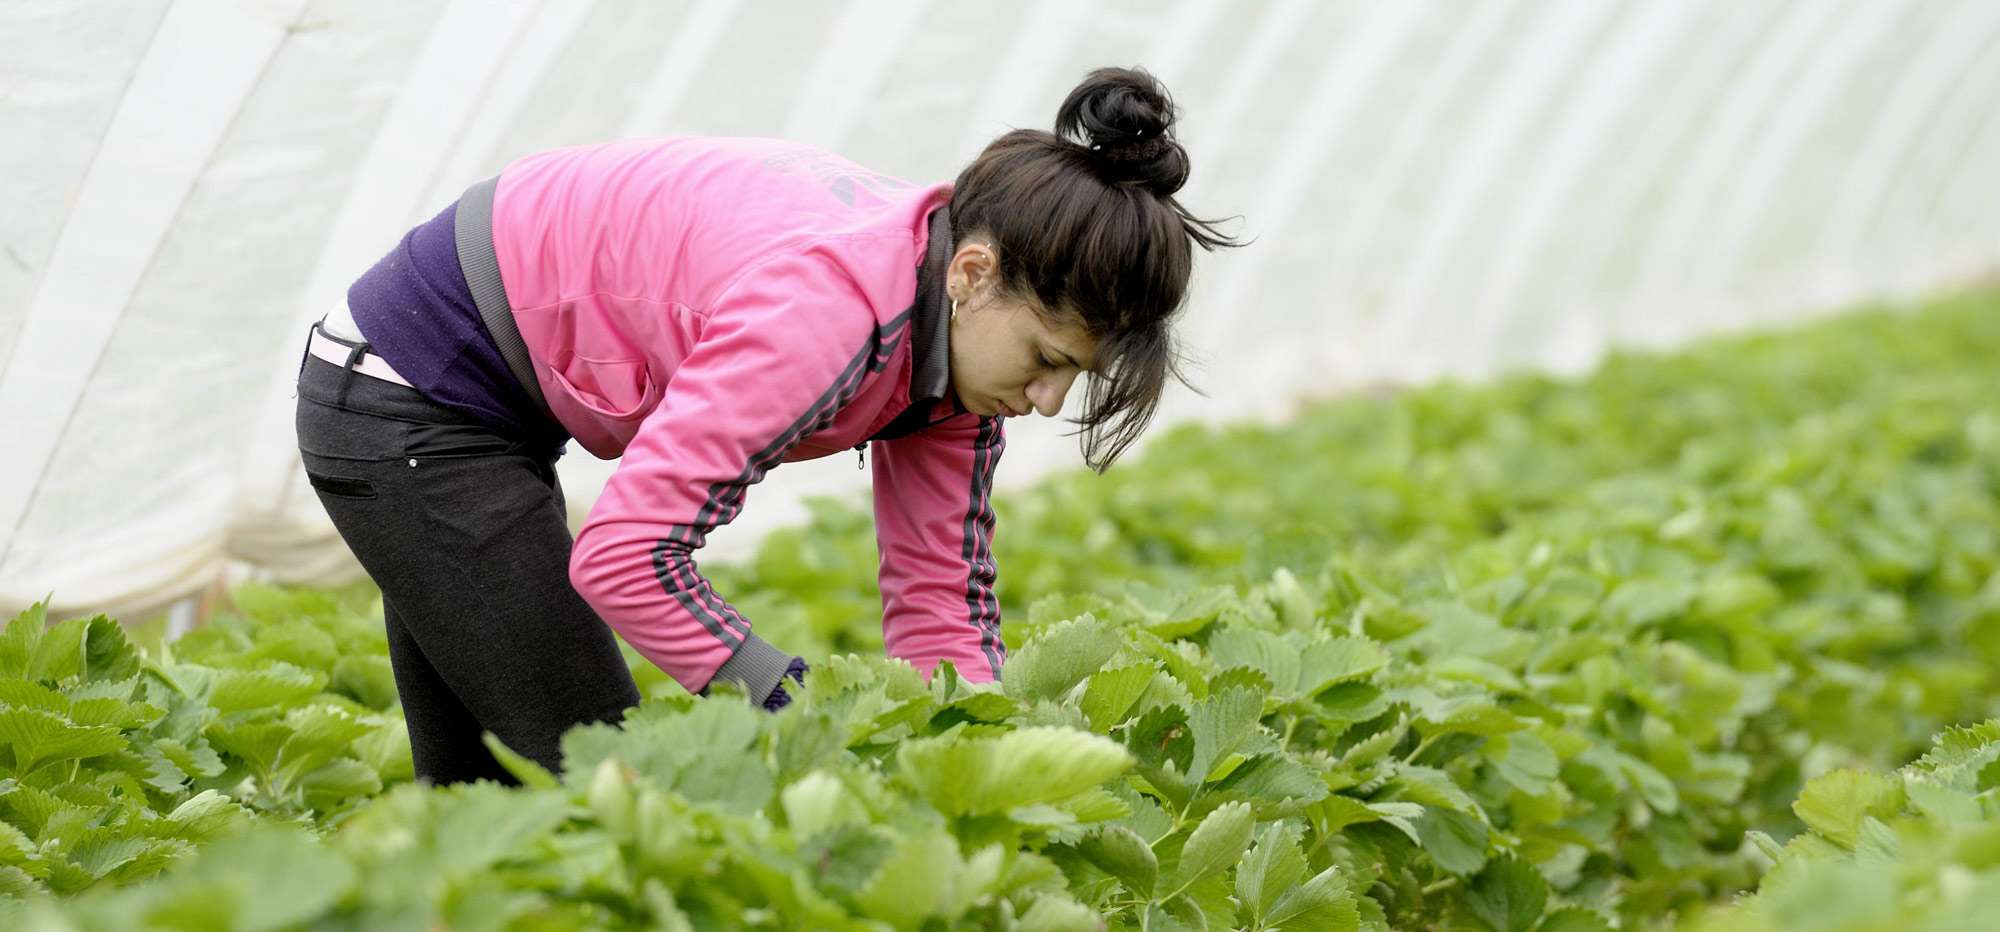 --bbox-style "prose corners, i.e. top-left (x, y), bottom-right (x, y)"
top-left (5, 0), bottom-right (1998, 624)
